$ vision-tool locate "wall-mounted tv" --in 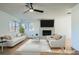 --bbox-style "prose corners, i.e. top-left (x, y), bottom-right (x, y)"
top-left (40, 20), bottom-right (54, 27)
